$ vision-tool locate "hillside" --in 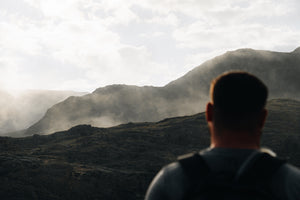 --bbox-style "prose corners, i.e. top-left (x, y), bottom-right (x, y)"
top-left (25, 47), bottom-right (300, 135)
top-left (0, 90), bottom-right (86, 136)
top-left (0, 99), bottom-right (299, 200)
